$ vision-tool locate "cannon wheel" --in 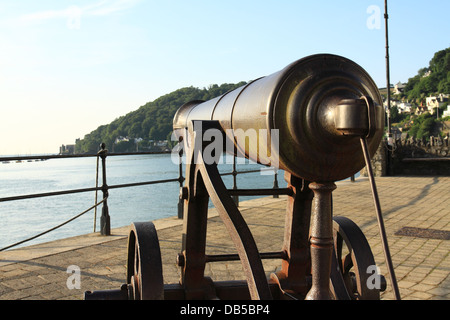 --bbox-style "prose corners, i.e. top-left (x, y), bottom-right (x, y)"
top-left (330, 216), bottom-right (380, 300)
top-left (126, 222), bottom-right (164, 300)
